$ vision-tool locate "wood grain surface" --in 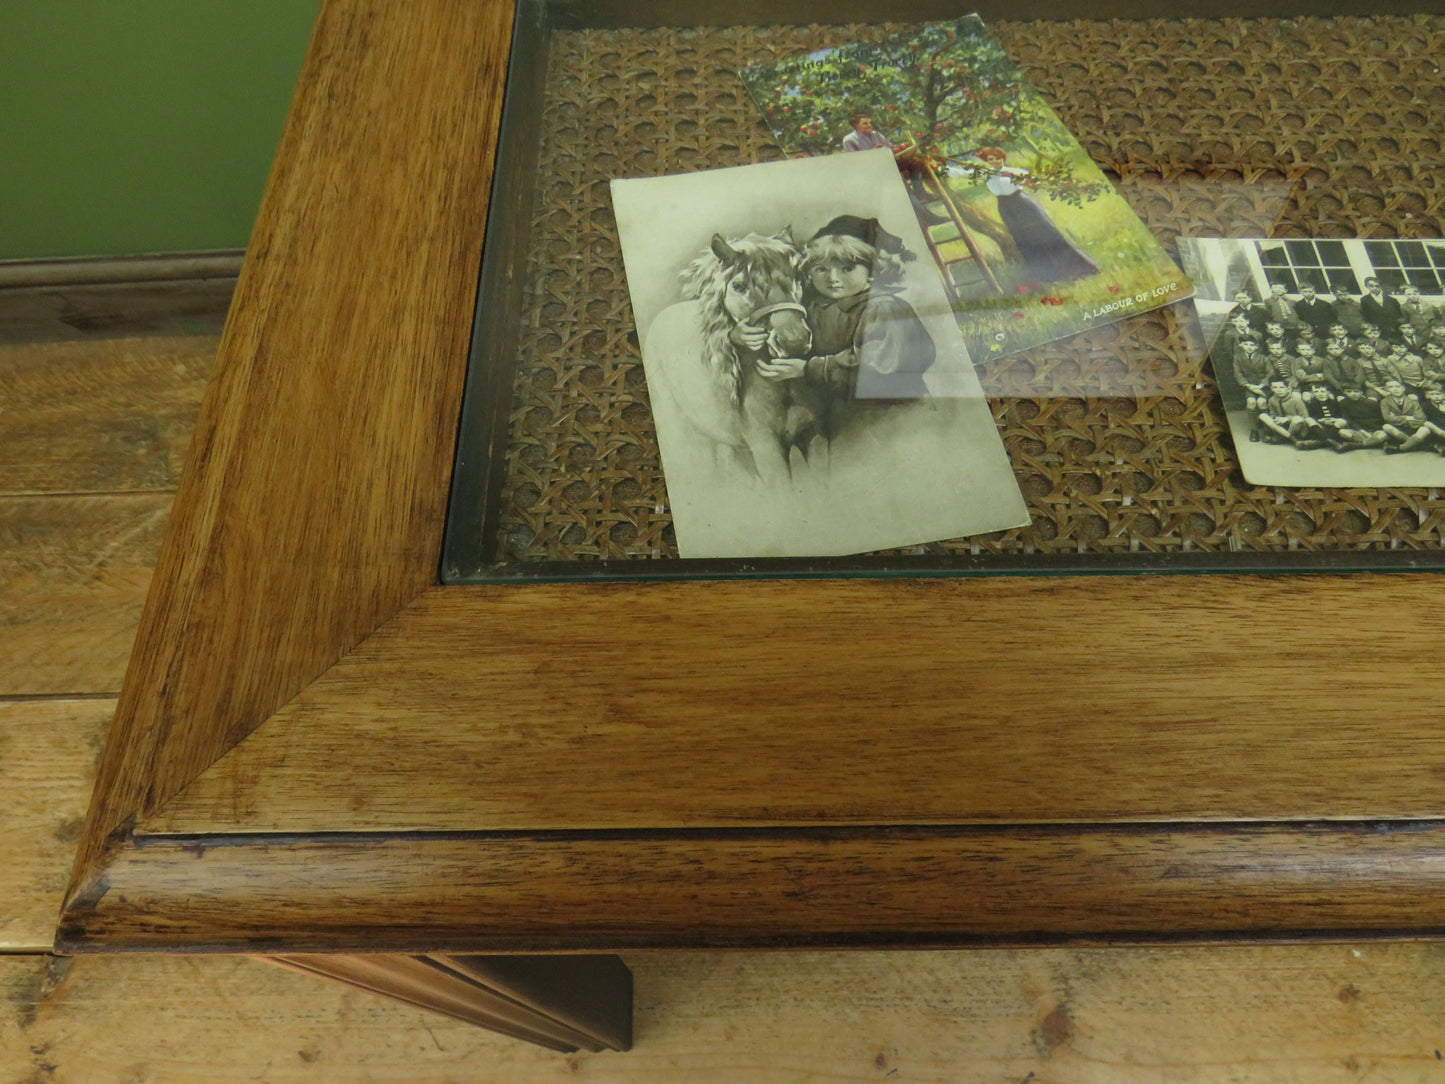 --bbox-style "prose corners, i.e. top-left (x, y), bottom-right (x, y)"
top-left (8, 945), bottom-right (1444, 1083)
top-left (0, 336), bottom-right (215, 494)
top-left (57, 823), bottom-right (1445, 953)
top-left (7, 331), bottom-right (1436, 1074)
top-left (148, 574), bottom-right (1445, 834)
top-left (0, 279), bottom-right (235, 345)
top-left (59, 0), bottom-right (1445, 959)
top-left (1, 495), bottom-right (170, 697)
top-left (68, 0), bottom-right (515, 901)
top-left (0, 700), bottom-right (112, 951)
